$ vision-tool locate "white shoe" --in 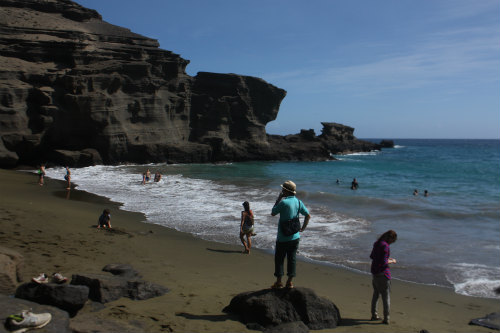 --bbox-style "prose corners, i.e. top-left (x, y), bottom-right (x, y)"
top-left (7, 310), bottom-right (51, 333)
top-left (31, 273), bottom-right (48, 284)
top-left (51, 272), bottom-right (68, 284)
